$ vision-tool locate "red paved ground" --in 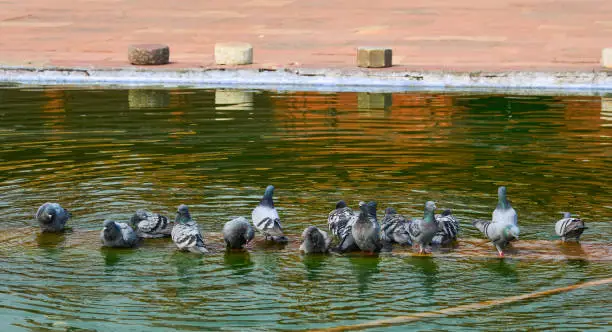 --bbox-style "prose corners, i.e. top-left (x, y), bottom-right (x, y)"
top-left (1, 0), bottom-right (611, 71)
